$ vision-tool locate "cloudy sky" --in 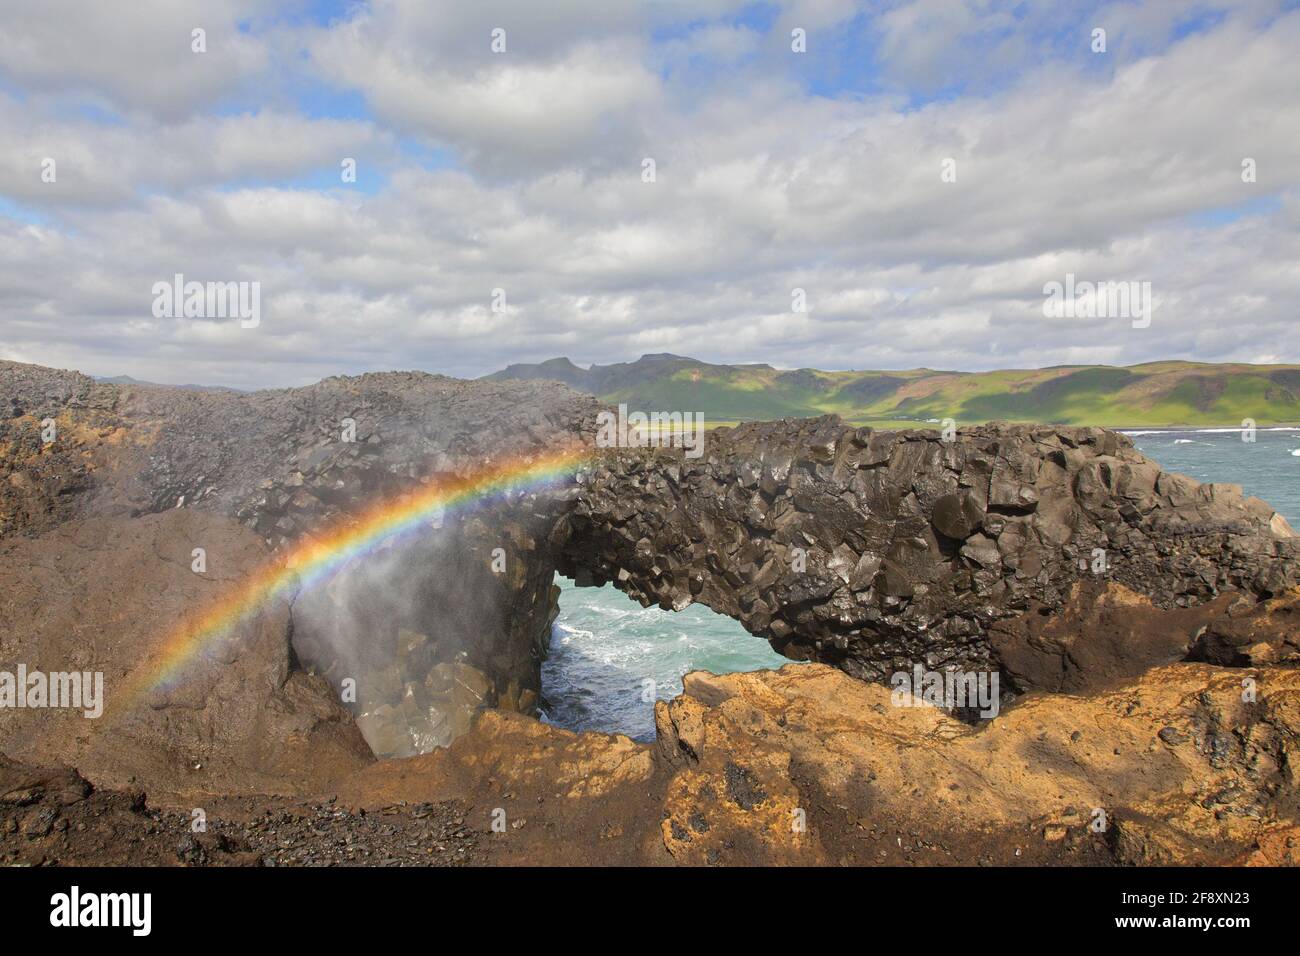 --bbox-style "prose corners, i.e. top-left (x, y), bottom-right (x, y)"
top-left (1, 0), bottom-right (1298, 389)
